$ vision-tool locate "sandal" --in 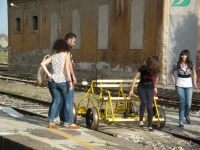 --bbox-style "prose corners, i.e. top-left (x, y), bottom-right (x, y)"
top-left (68, 124), bottom-right (80, 129)
top-left (48, 123), bottom-right (58, 128)
top-left (148, 128), bottom-right (154, 132)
